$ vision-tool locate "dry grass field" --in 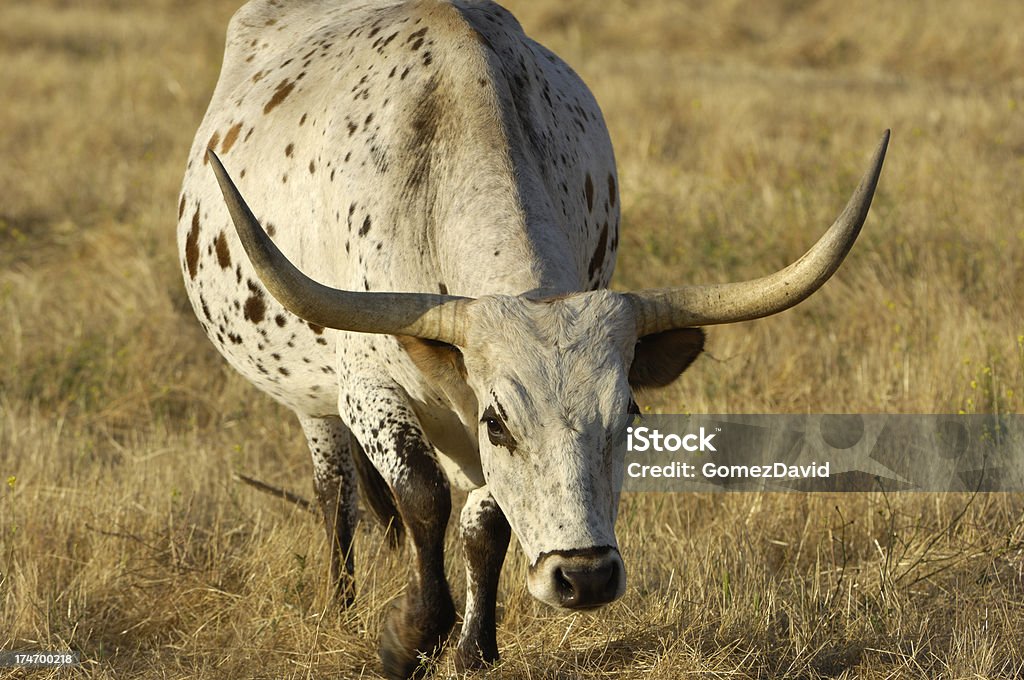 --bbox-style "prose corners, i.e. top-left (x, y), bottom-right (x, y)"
top-left (2, 0), bottom-right (1023, 677)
